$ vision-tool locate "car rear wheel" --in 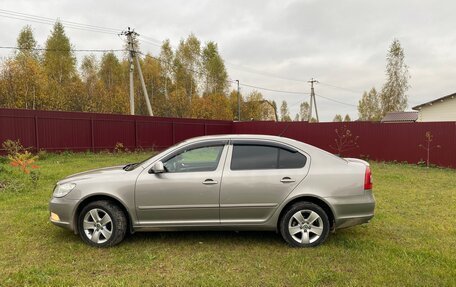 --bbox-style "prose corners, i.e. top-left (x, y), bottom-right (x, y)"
top-left (280, 202), bottom-right (330, 247)
top-left (77, 200), bottom-right (127, 247)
